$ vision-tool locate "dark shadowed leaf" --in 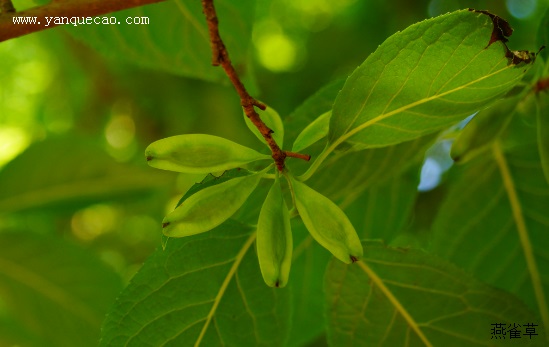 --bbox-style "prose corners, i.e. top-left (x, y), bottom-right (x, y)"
top-left (432, 142), bottom-right (549, 337)
top-left (0, 136), bottom-right (171, 213)
top-left (0, 232), bottom-right (123, 347)
top-left (100, 220), bottom-right (291, 346)
top-left (325, 241), bottom-right (546, 346)
top-left (67, 0), bottom-right (254, 82)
